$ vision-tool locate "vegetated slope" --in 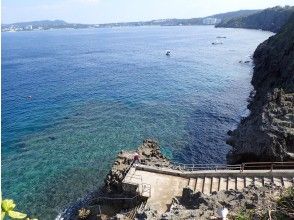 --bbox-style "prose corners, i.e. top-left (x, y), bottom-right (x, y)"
top-left (98, 10), bottom-right (260, 27)
top-left (216, 6), bottom-right (294, 33)
top-left (1, 20), bottom-right (94, 31)
top-left (227, 13), bottom-right (294, 164)
top-left (211, 9), bottom-right (260, 21)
